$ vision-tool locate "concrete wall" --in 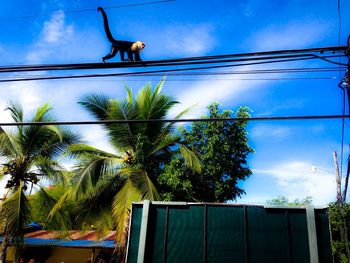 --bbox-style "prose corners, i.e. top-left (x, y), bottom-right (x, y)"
top-left (46, 247), bottom-right (95, 263)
